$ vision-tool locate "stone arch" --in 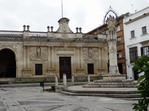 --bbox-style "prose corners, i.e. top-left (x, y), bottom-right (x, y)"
top-left (0, 48), bottom-right (16, 78)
